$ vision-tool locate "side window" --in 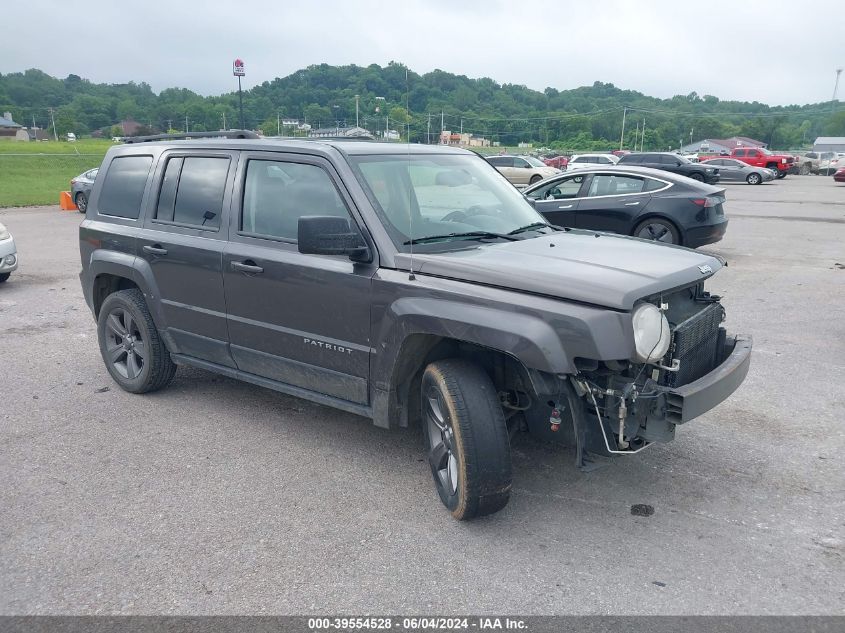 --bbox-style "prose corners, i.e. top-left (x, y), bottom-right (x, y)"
top-left (529, 175), bottom-right (584, 200)
top-left (588, 174), bottom-right (645, 197)
top-left (597, 156), bottom-right (611, 164)
top-left (488, 157), bottom-right (504, 167)
top-left (98, 155), bottom-right (152, 219)
top-left (747, 150), bottom-right (759, 158)
top-left (735, 149), bottom-right (747, 157)
top-left (154, 156), bottom-right (230, 229)
top-left (241, 160), bottom-right (351, 242)
top-left (643, 178), bottom-right (666, 192)
top-left (513, 158), bottom-right (528, 168)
